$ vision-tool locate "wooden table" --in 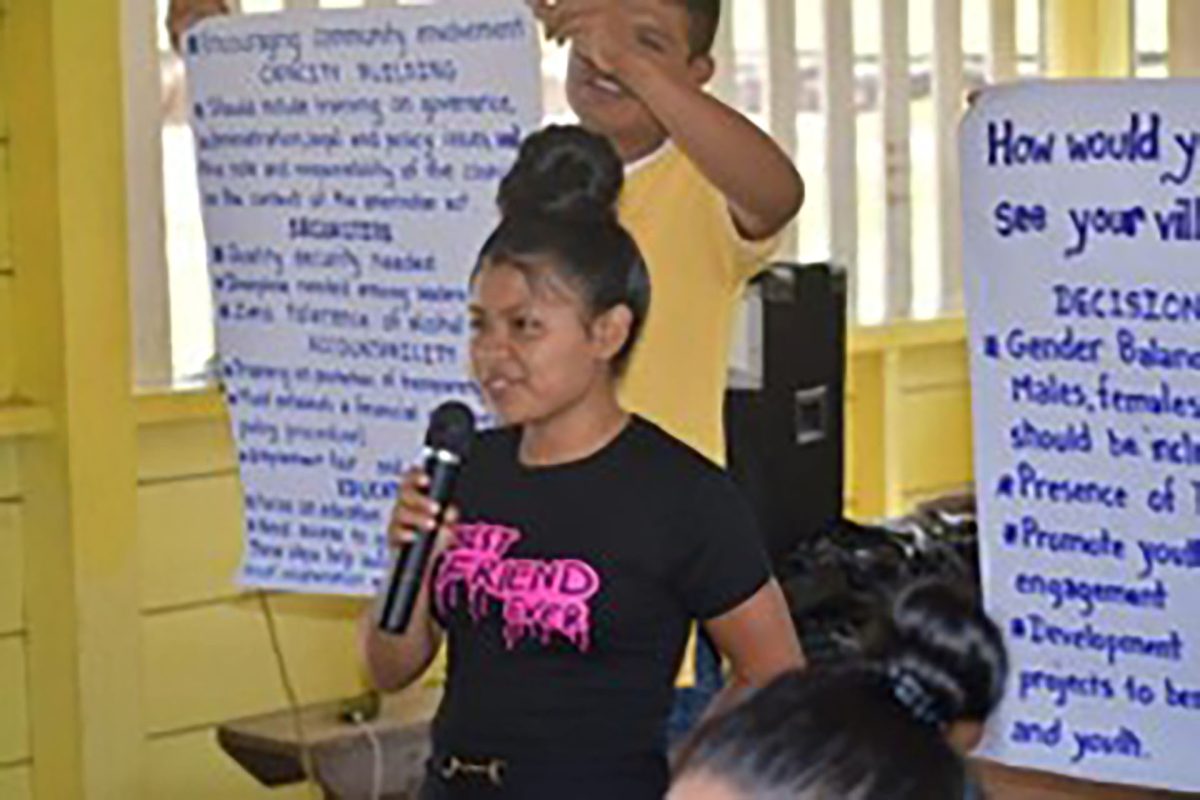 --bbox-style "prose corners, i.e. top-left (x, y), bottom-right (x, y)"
top-left (217, 687), bottom-right (440, 800)
top-left (218, 691), bottom-right (1200, 800)
top-left (975, 759), bottom-right (1200, 800)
